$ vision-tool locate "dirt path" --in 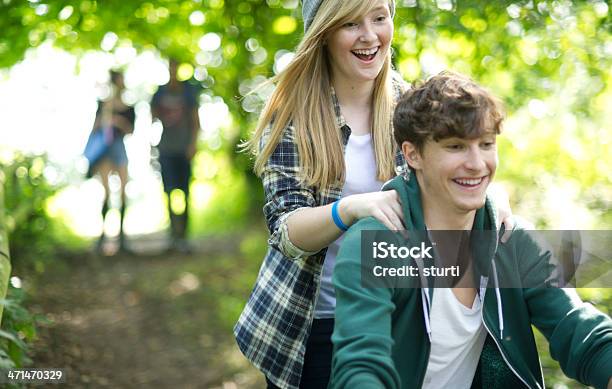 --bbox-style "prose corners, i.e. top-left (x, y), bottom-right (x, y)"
top-left (27, 232), bottom-right (266, 388)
